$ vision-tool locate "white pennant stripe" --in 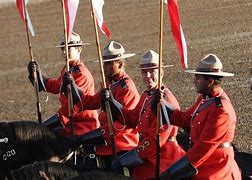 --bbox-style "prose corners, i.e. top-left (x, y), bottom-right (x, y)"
top-left (25, 9), bottom-right (35, 36)
top-left (180, 25), bottom-right (188, 68)
top-left (92, 0), bottom-right (105, 33)
top-left (68, 0), bottom-right (79, 40)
